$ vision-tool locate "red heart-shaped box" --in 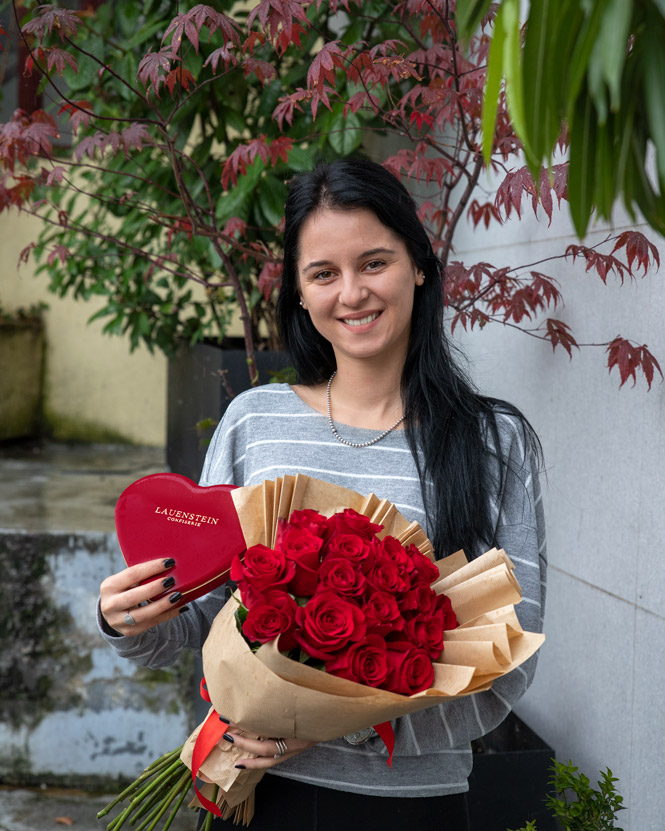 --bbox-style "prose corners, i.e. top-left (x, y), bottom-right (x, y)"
top-left (115, 473), bottom-right (246, 604)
